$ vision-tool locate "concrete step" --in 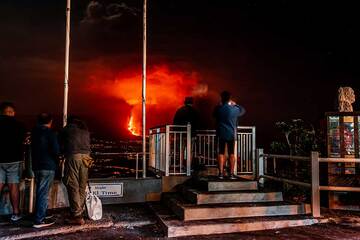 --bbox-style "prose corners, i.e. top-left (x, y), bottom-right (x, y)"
top-left (149, 203), bottom-right (320, 238)
top-left (183, 188), bottom-right (283, 204)
top-left (196, 176), bottom-right (258, 191)
top-left (163, 194), bottom-right (311, 221)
